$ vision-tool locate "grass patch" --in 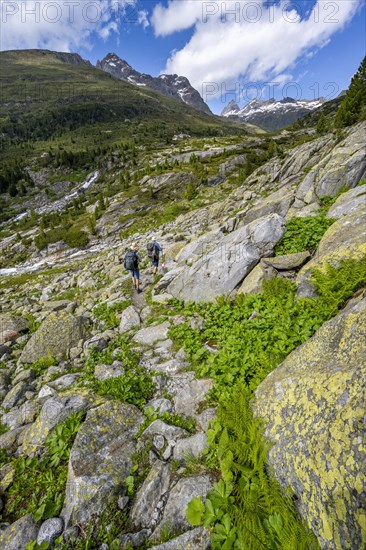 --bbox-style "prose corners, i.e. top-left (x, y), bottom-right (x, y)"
top-left (93, 300), bottom-right (130, 329)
